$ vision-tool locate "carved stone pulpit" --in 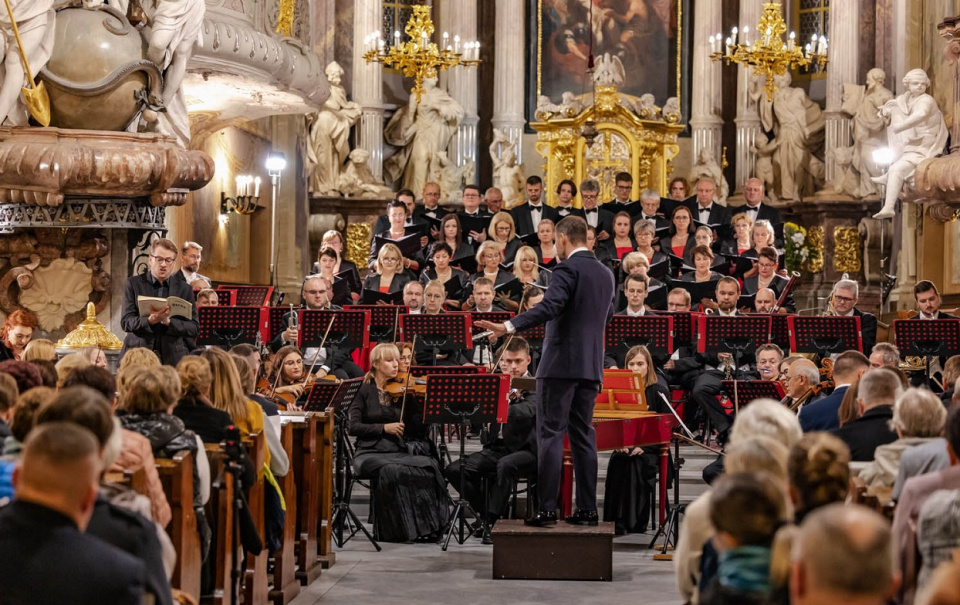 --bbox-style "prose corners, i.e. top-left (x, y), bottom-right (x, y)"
top-left (530, 86), bottom-right (684, 205)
